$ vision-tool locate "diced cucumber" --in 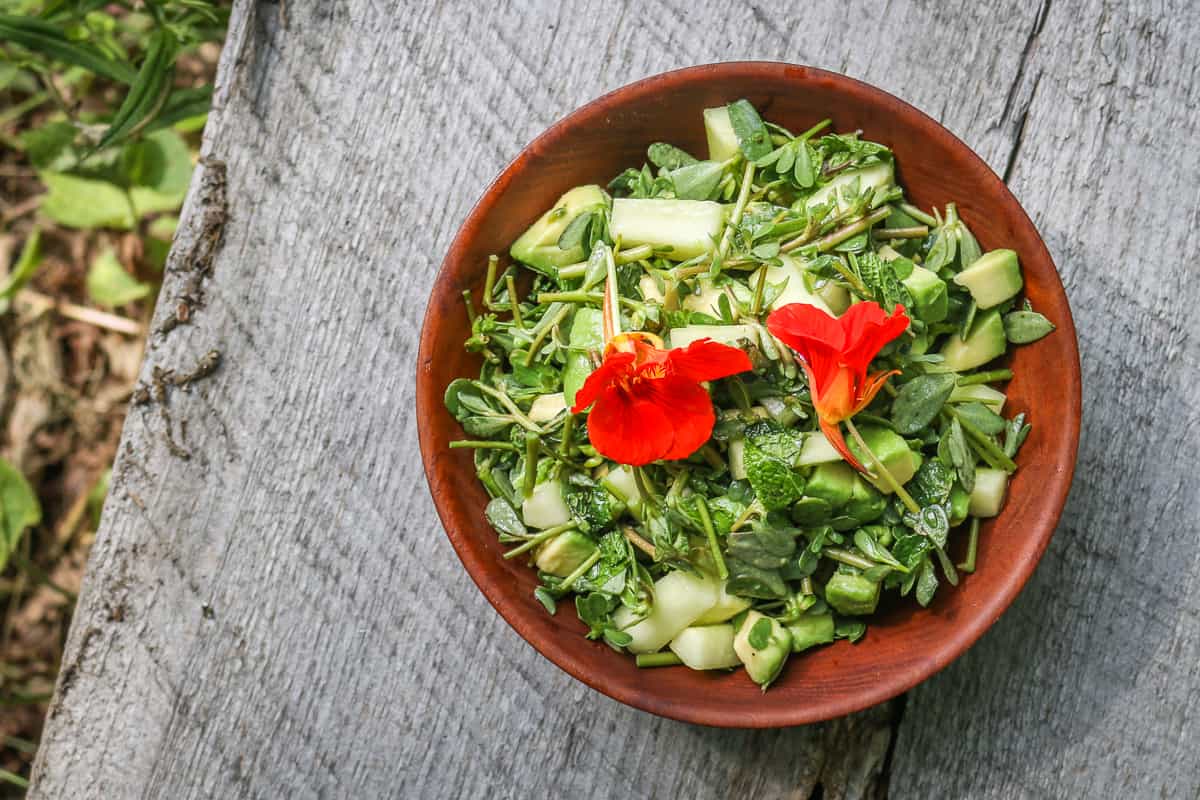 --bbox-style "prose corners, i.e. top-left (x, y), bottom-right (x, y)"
top-left (528, 392), bottom-right (566, 423)
top-left (693, 582), bottom-right (753, 624)
top-left (703, 106), bottom-right (740, 162)
top-left (825, 572), bottom-right (881, 615)
top-left (787, 612), bottom-right (835, 653)
top-left (681, 278), bottom-right (752, 316)
top-left (510, 185), bottom-right (609, 274)
top-left (949, 383), bottom-right (1006, 413)
top-left (815, 280), bottom-right (851, 315)
top-left (729, 438), bottom-right (747, 480)
top-left (797, 431), bottom-right (844, 466)
top-left (613, 571), bottom-right (720, 654)
top-left (639, 274), bottom-right (665, 303)
top-left (522, 480), bottom-right (572, 529)
top-left (847, 425), bottom-right (922, 494)
top-left (759, 396), bottom-right (799, 427)
top-left (805, 461), bottom-right (857, 508)
top-left (901, 265), bottom-right (949, 323)
top-left (610, 198), bottom-right (726, 261)
top-left (877, 244), bottom-right (903, 261)
top-left (534, 530), bottom-right (596, 577)
top-left (953, 249), bottom-right (1023, 309)
top-left (603, 465), bottom-right (641, 504)
top-left (805, 161), bottom-right (894, 215)
top-left (668, 324), bottom-right (759, 350)
top-left (669, 624), bottom-right (742, 670)
top-left (940, 309), bottom-right (1007, 372)
top-left (969, 468), bottom-right (1009, 517)
top-left (753, 254), bottom-right (835, 314)
top-left (733, 611), bottom-right (792, 688)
